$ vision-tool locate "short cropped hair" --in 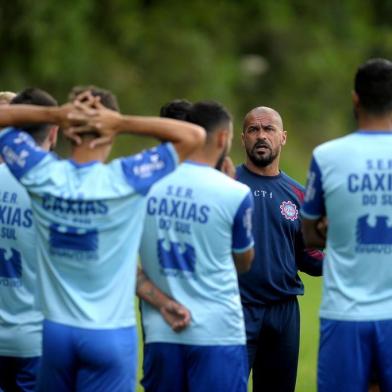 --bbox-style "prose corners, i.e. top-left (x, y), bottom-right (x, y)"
top-left (186, 101), bottom-right (232, 135)
top-left (160, 99), bottom-right (193, 120)
top-left (355, 58), bottom-right (392, 114)
top-left (0, 91), bottom-right (16, 105)
top-left (11, 88), bottom-right (58, 144)
top-left (69, 85), bottom-right (119, 112)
